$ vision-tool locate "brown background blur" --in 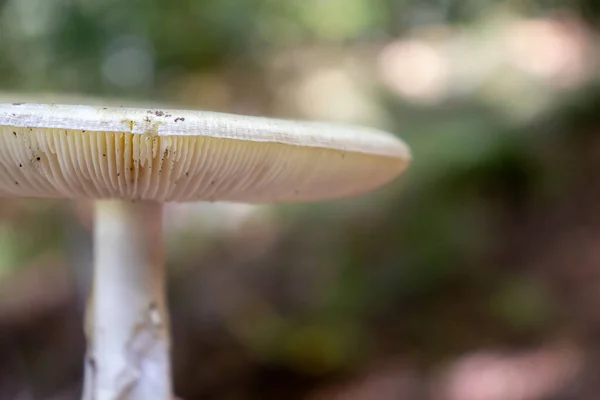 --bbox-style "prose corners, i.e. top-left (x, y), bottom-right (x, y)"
top-left (1, 0), bottom-right (600, 399)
